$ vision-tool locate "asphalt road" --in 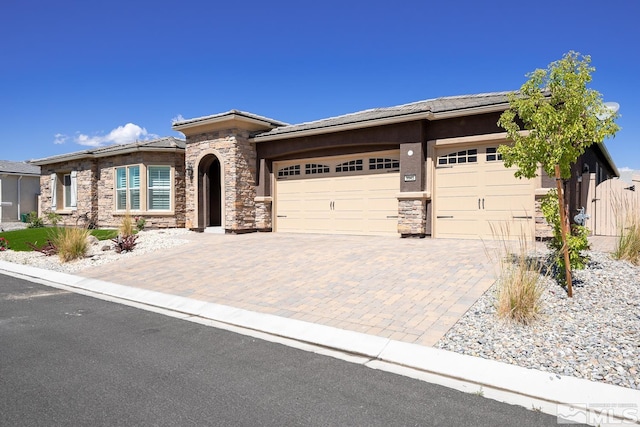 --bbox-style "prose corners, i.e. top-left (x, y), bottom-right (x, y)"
top-left (0, 273), bottom-right (567, 426)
